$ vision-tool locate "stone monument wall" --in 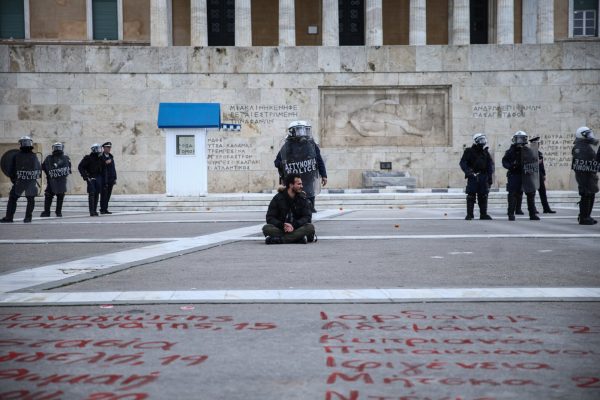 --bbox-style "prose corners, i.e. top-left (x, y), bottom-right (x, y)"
top-left (0, 43), bottom-right (598, 195)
